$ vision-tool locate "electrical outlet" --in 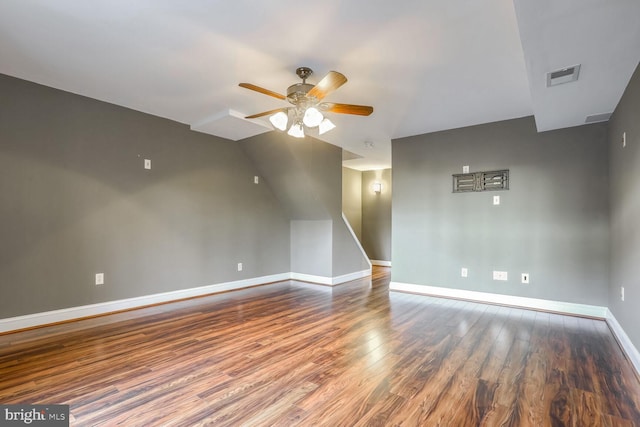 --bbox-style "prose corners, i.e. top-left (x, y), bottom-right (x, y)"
top-left (493, 271), bottom-right (508, 281)
top-left (144, 159), bottom-right (151, 170)
top-left (461, 267), bottom-right (468, 278)
top-left (95, 273), bottom-right (104, 286)
top-left (621, 286), bottom-right (625, 301)
top-left (493, 195), bottom-right (500, 206)
top-left (237, 263), bottom-right (243, 272)
top-left (521, 273), bottom-right (529, 284)
top-left (463, 165), bottom-right (470, 173)
top-left (254, 176), bottom-right (259, 184)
